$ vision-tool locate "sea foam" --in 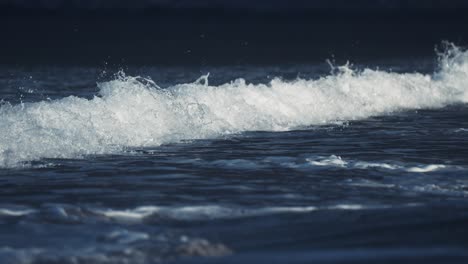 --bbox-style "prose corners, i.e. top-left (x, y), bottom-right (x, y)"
top-left (1, 45), bottom-right (467, 167)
